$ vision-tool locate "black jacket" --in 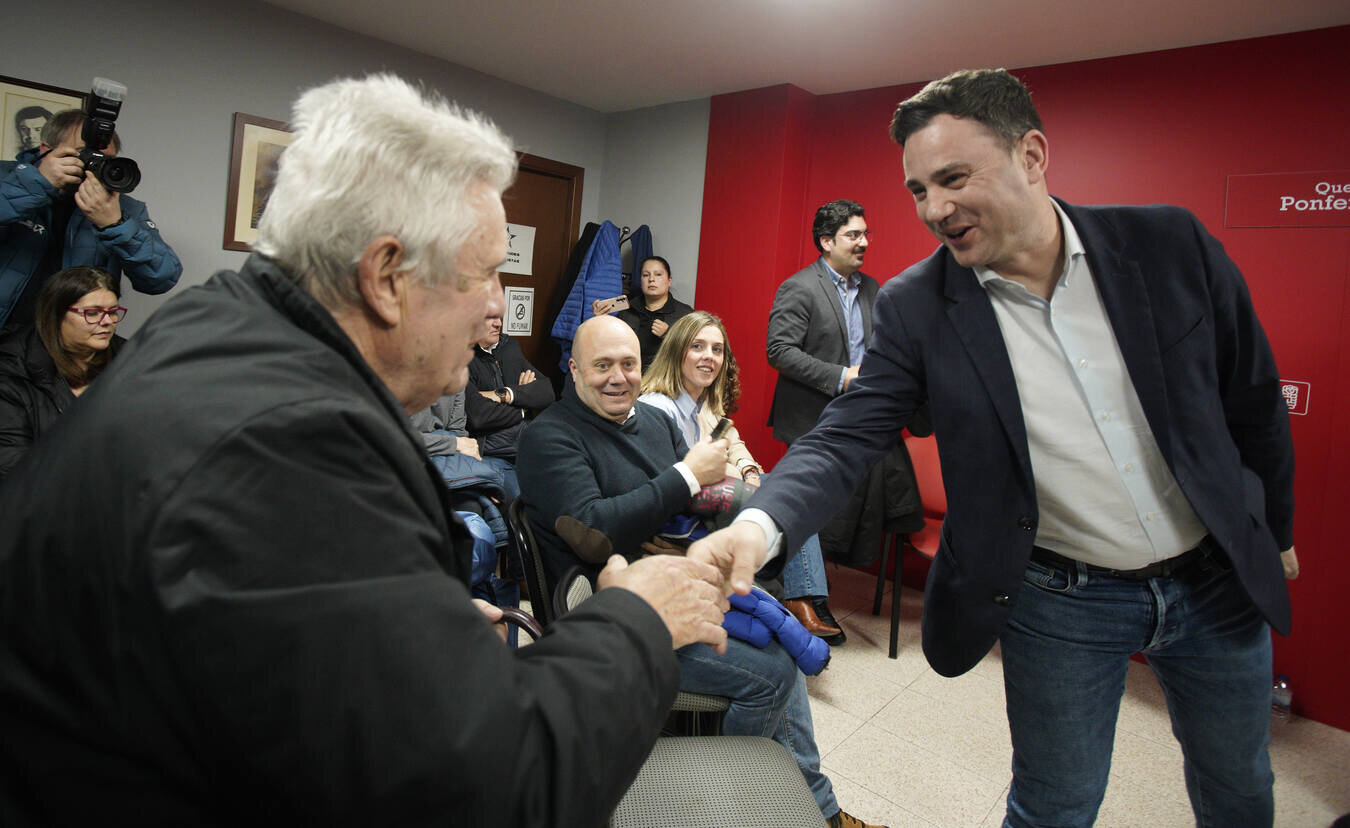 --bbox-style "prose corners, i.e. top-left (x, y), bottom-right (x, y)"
top-left (0, 324), bottom-right (124, 479)
top-left (464, 333), bottom-right (554, 459)
top-left (0, 255), bottom-right (678, 826)
top-left (615, 295), bottom-right (693, 371)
